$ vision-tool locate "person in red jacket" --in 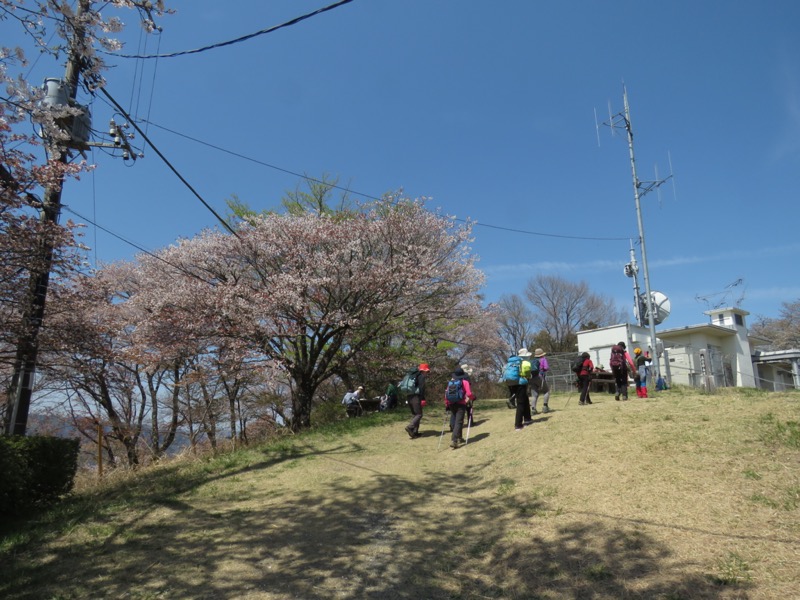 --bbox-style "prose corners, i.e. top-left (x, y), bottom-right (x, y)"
top-left (578, 352), bottom-right (594, 406)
